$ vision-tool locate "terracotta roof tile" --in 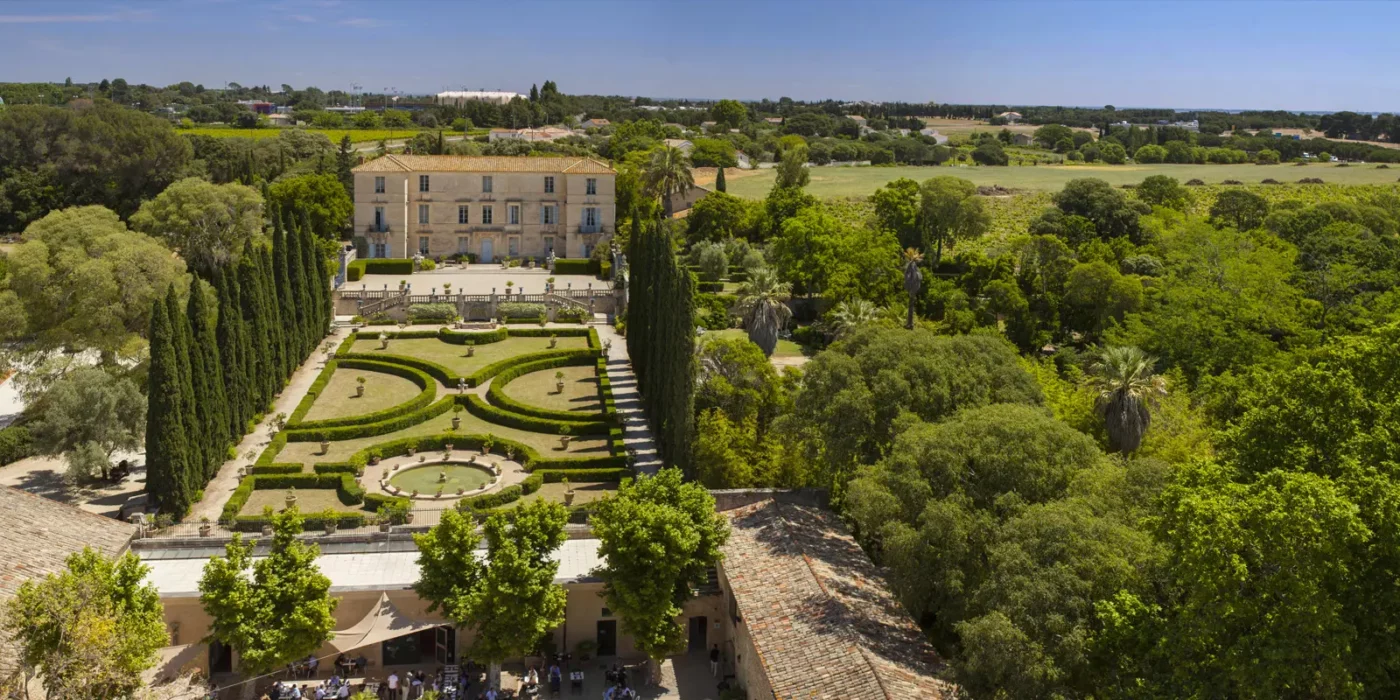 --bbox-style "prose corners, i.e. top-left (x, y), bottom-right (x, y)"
top-left (722, 500), bottom-right (955, 700)
top-left (352, 154), bottom-right (615, 175)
